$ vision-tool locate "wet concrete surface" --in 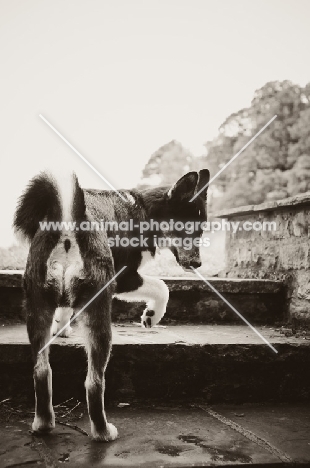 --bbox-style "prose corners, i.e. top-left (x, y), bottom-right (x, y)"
top-left (0, 403), bottom-right (309, 467)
